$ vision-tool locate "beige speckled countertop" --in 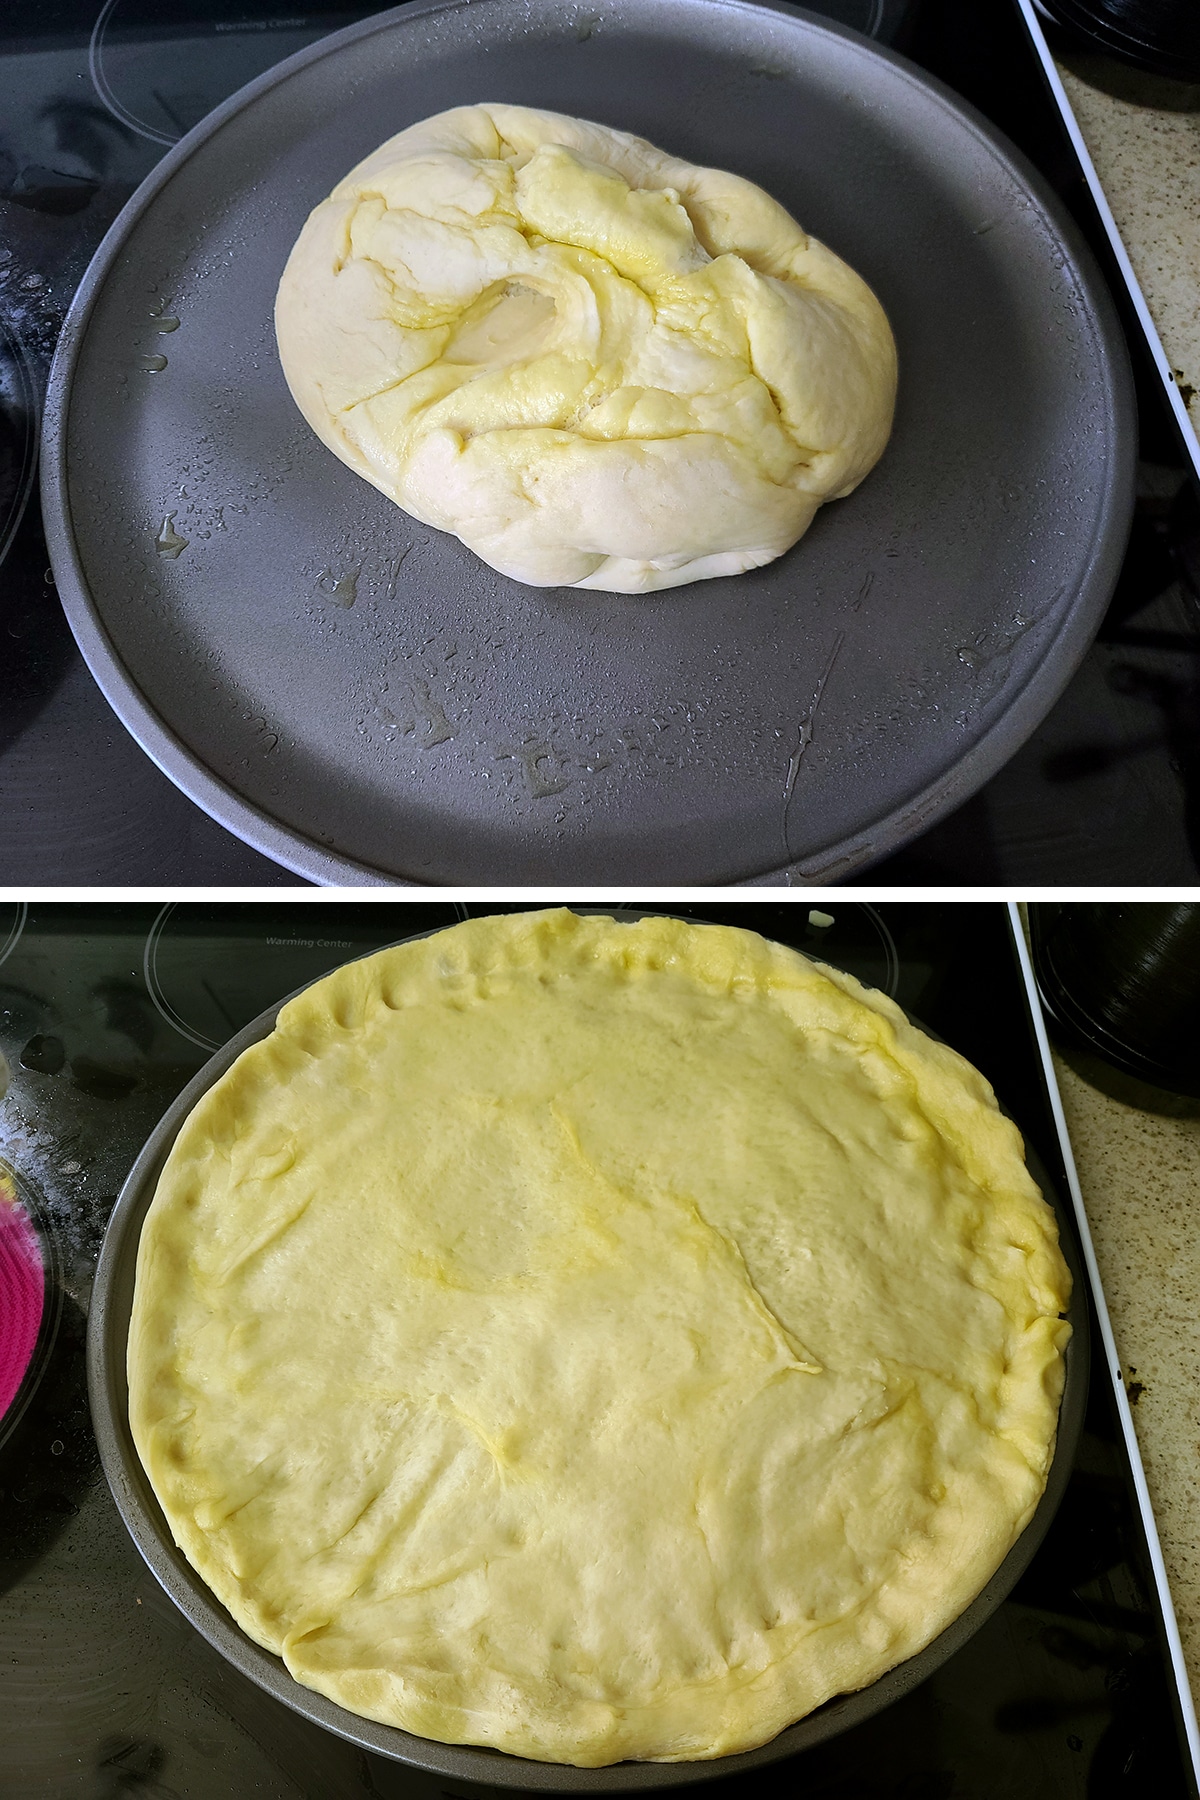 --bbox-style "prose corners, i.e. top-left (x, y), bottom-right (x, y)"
top-left (1051, 49), bottom-right (1200, 449)
top-left (1053, 1053), bottom-right (1200, 1709)
top-left (1037, 75), bottom-right (1200, 1692)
